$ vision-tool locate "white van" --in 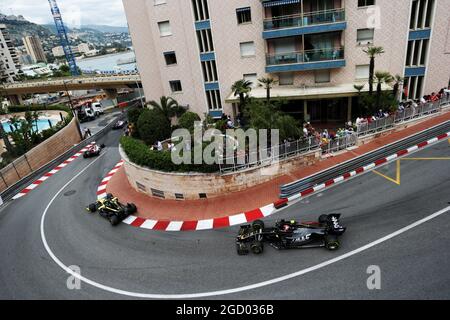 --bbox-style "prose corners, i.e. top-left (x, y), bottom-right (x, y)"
top-left (91, 102), bottom-right (104, 116)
